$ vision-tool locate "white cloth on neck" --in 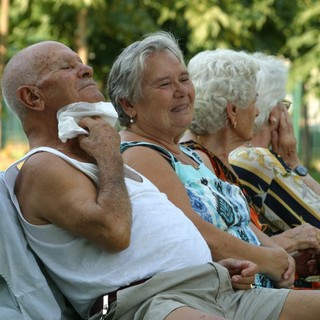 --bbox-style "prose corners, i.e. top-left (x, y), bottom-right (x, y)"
top-left (57, 101), bottom-right (118, 143)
